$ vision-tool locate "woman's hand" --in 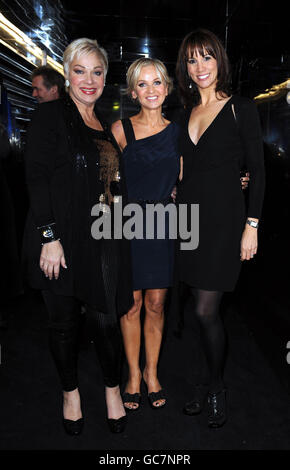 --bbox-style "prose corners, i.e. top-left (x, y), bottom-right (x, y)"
top-left (40, 240), bottom-right (67, 280)
top-left (241, 171), bottom-right (250, 190)
top-left (240, 224), bottom-right (258, 261)
top-left (171, 185), bottom-right (177, 203)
